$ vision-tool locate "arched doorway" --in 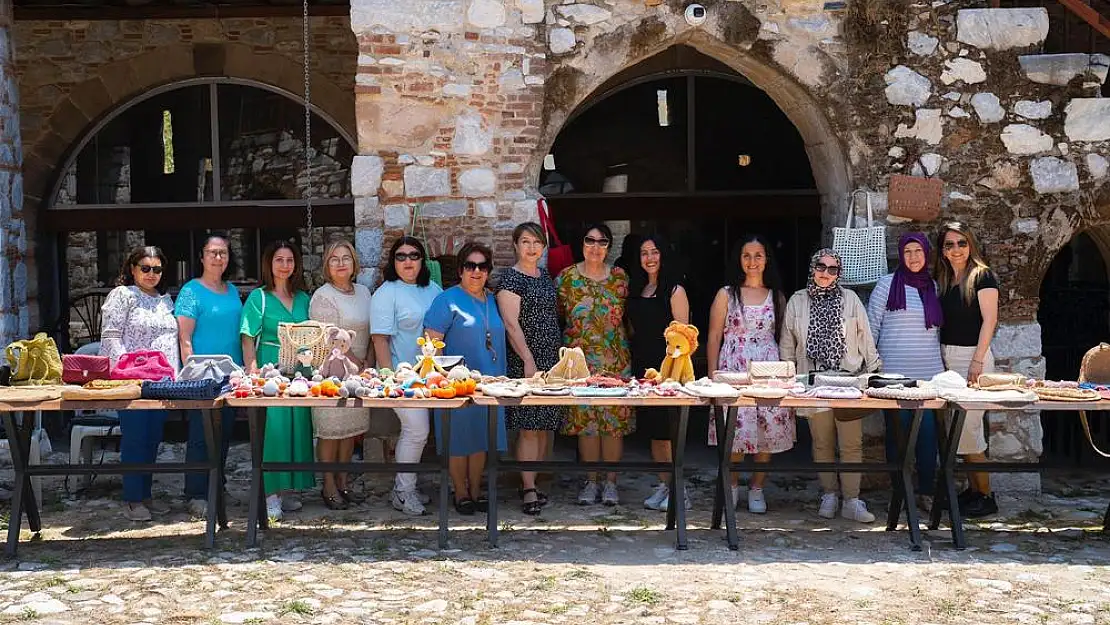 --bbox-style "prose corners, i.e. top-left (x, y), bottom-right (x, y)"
top-left (41, 78), bottom-right (356, 348)
top-left (1038, 230), bottom-right (1110, 465)
top-left (542, 45), bottom-right (820, 340)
